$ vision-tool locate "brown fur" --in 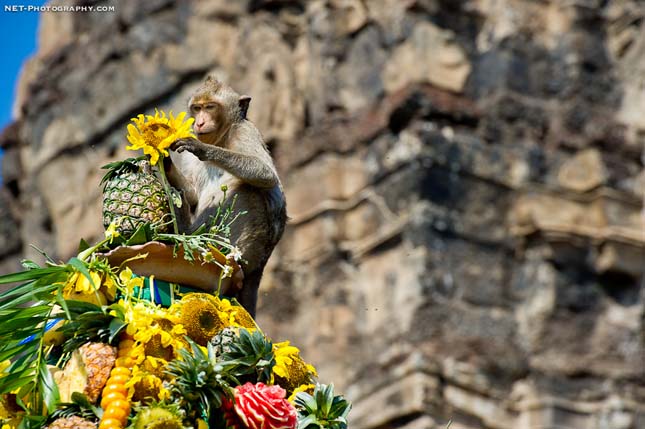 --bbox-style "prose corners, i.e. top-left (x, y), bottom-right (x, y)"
top-left (166, 77), bottom-right (286, 316)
